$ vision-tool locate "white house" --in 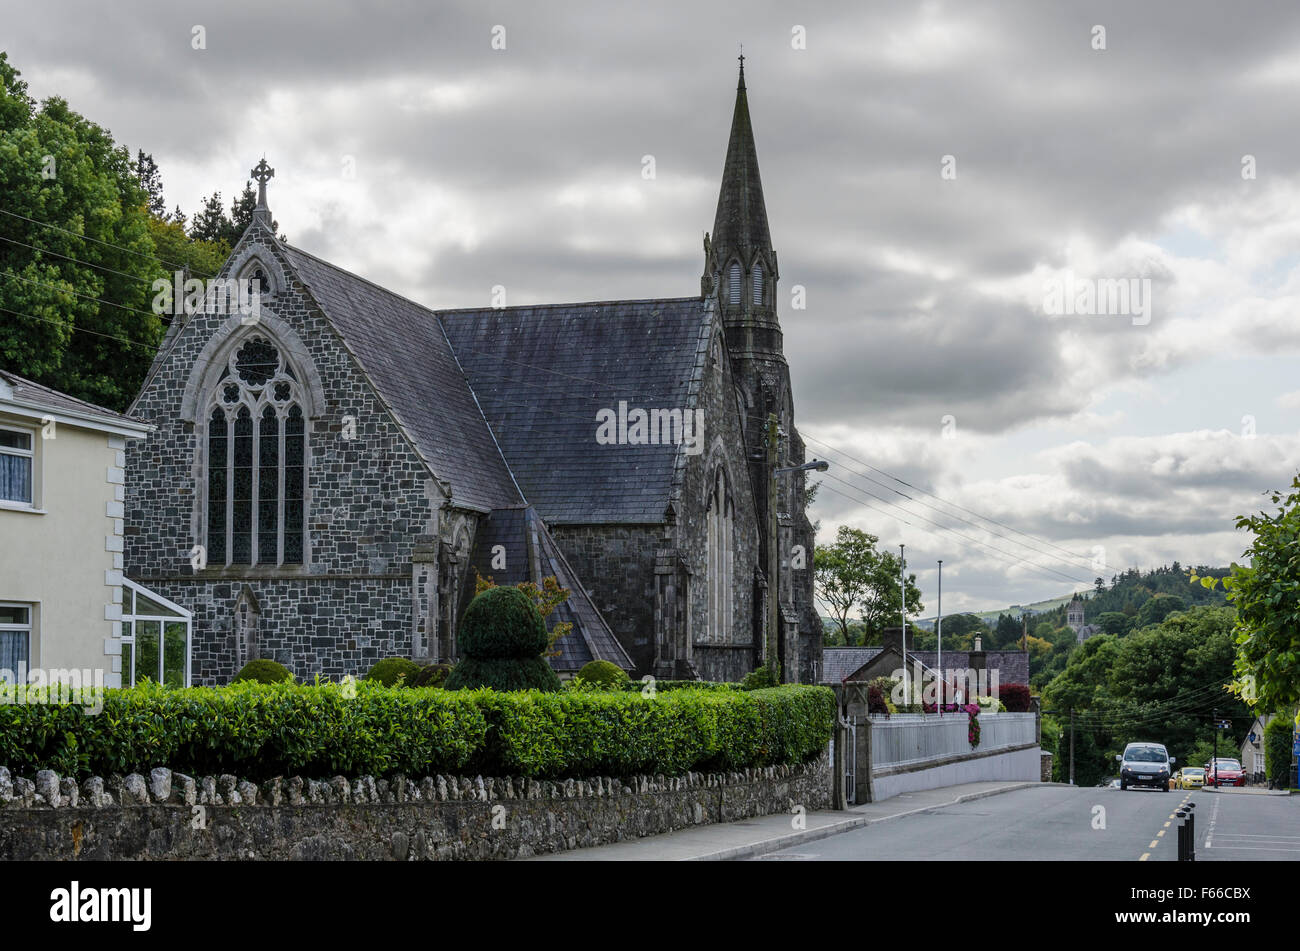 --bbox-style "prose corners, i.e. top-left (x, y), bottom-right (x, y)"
top-left (1240, 713), bottom-right (1273, 780)
top-left (0, 369), bottom-right (190, 687)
